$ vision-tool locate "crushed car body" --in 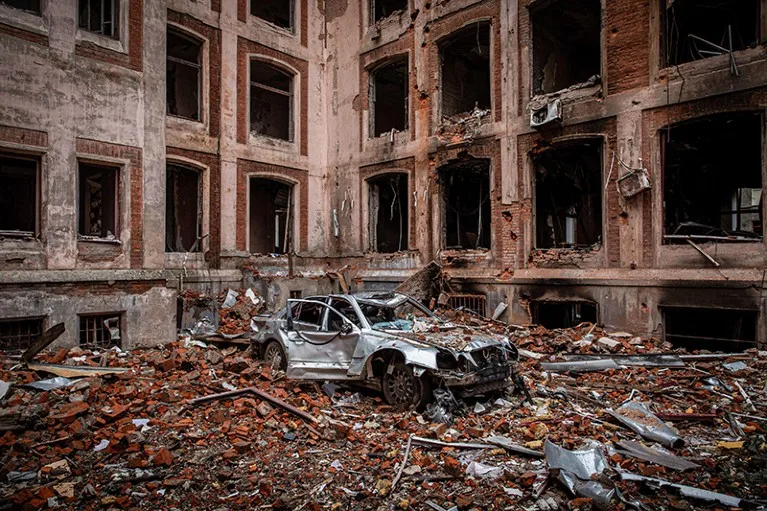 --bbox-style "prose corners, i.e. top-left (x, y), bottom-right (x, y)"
top-left (252, 292), bottom-right (519, 408)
